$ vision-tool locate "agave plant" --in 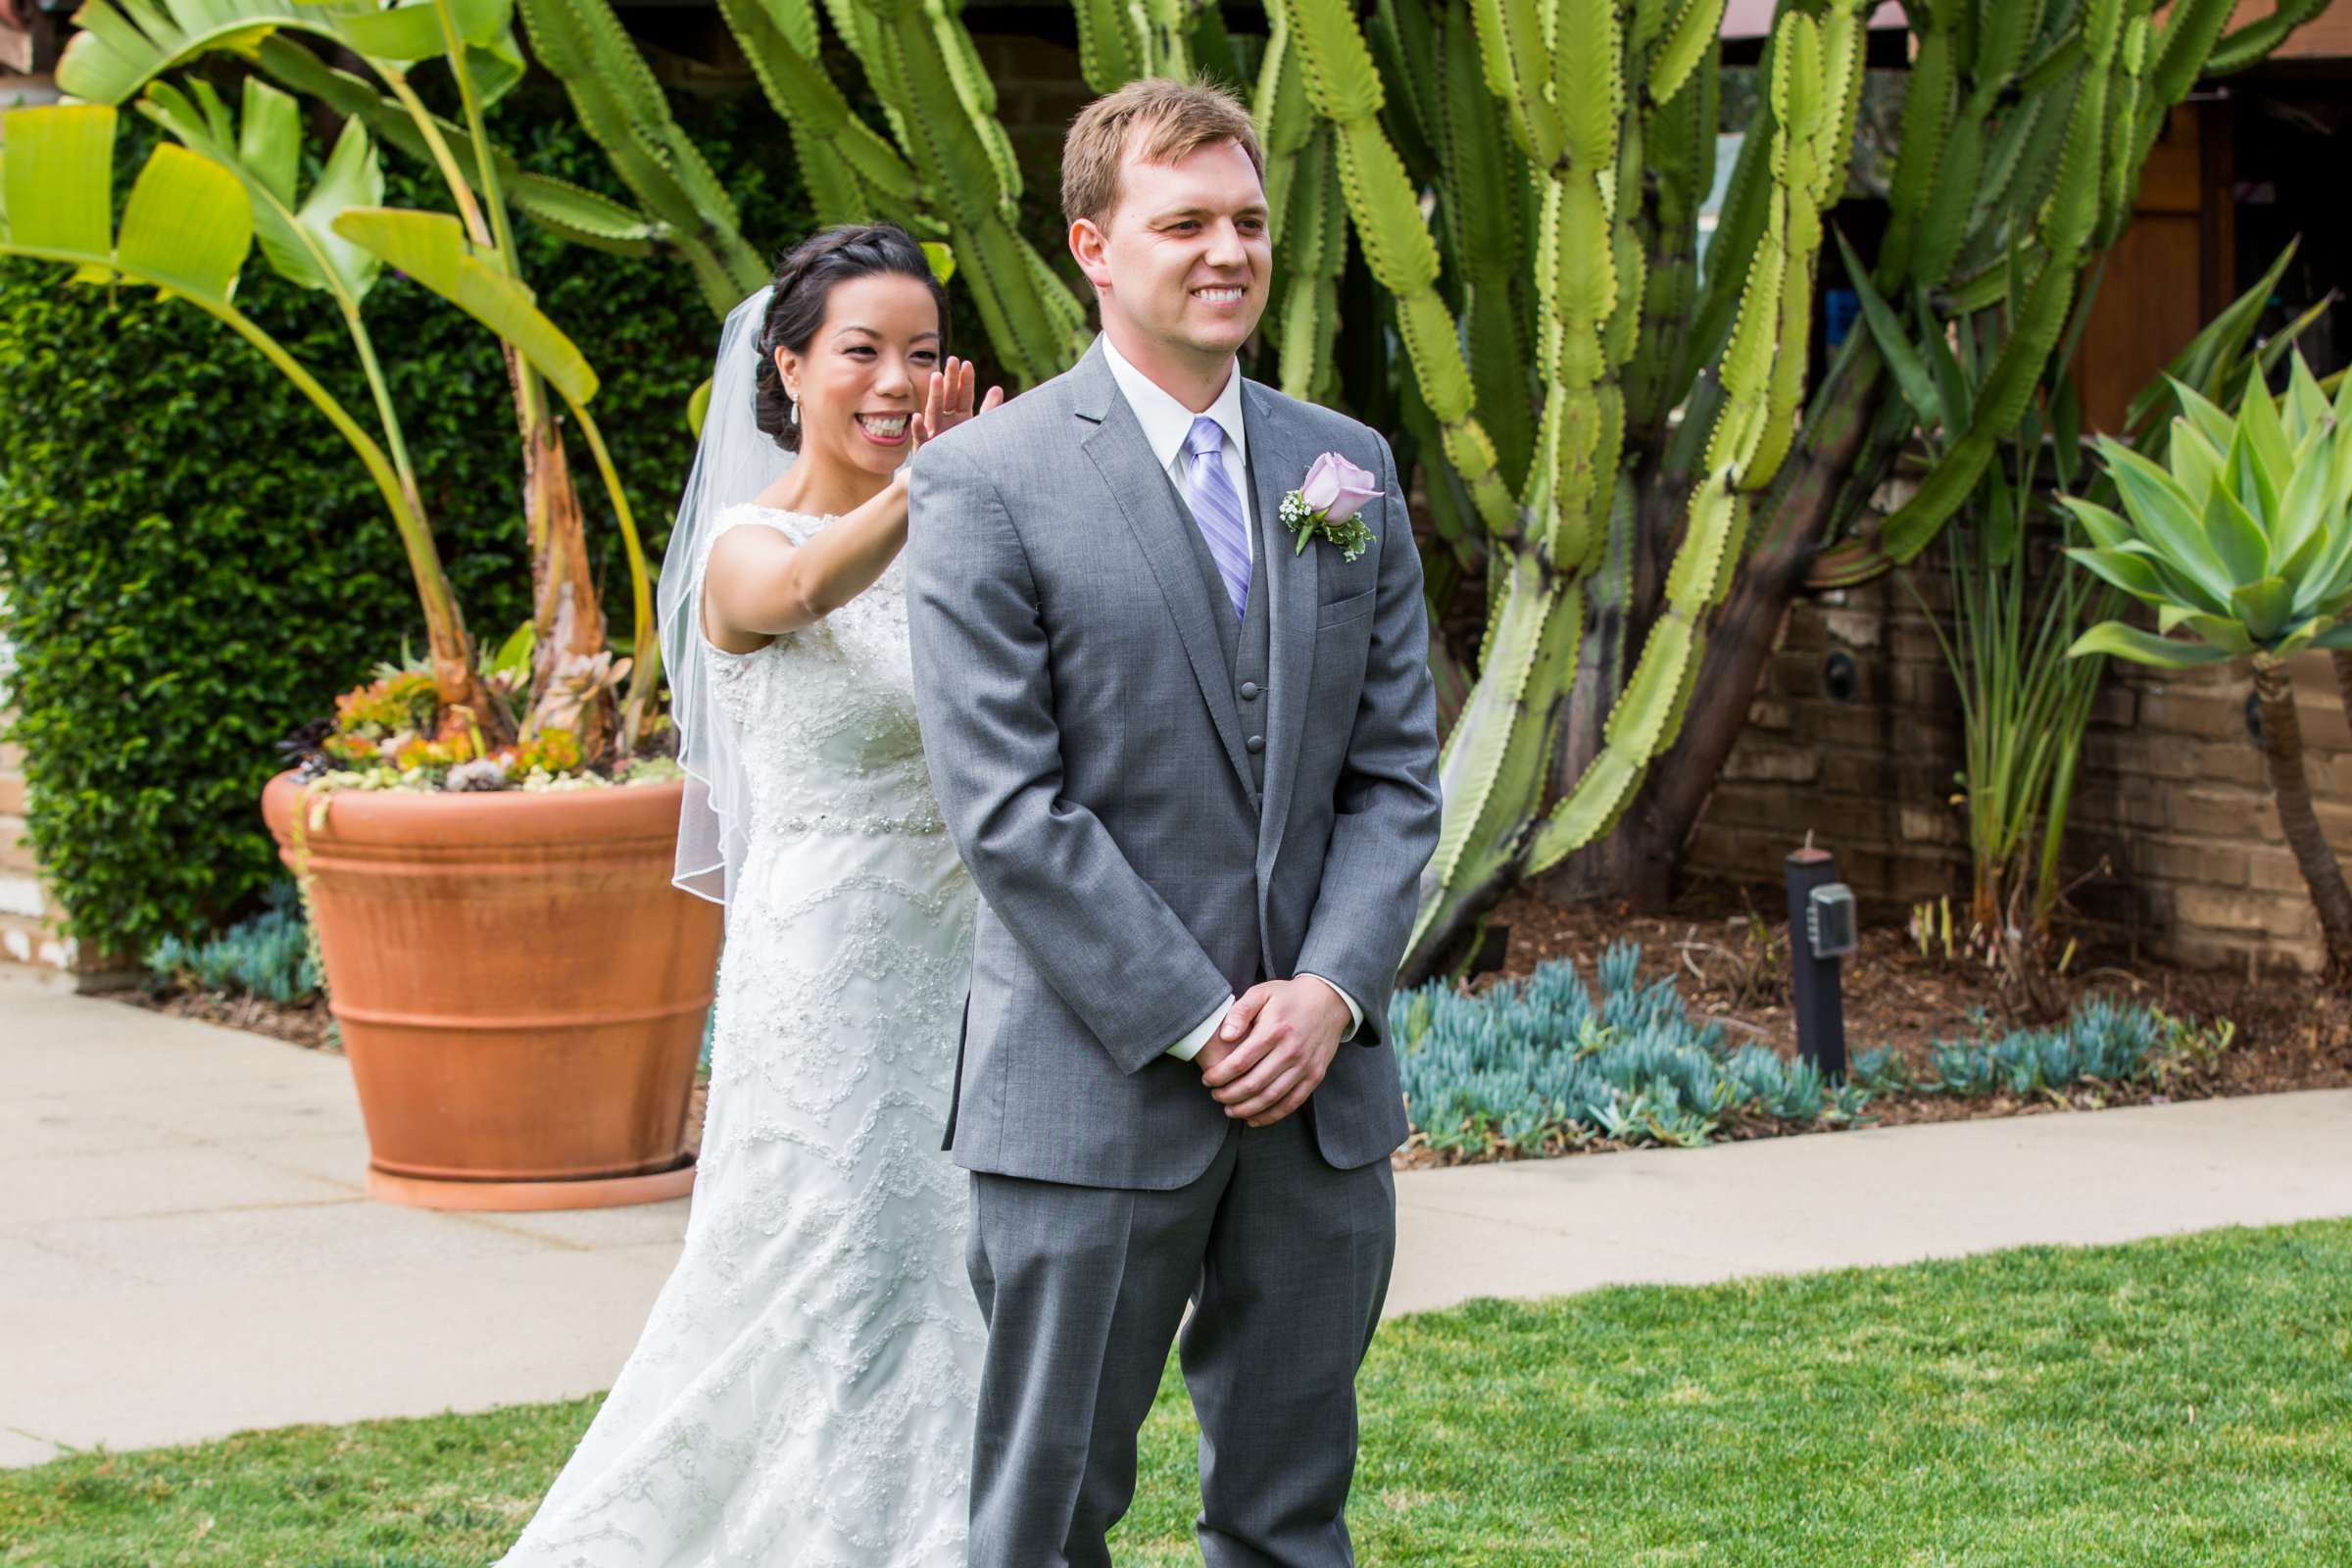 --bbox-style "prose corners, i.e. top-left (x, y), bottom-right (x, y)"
top-left (2064, 353), bottom-right (2352, 971)
top-left (1854, 240), bottom-right (2329, 1012)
